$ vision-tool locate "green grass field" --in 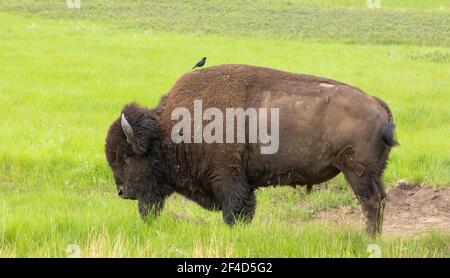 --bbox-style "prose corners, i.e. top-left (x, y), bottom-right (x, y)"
top-left (0, 1), bottom-right (449, 257)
